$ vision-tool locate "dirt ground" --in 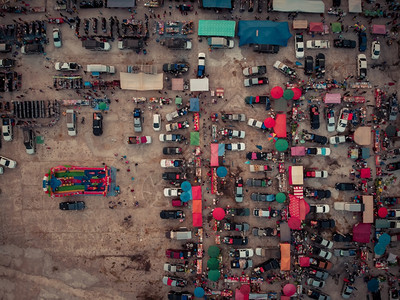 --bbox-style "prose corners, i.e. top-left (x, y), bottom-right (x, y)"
top-left (1, 0), bottom-right (400, 299)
